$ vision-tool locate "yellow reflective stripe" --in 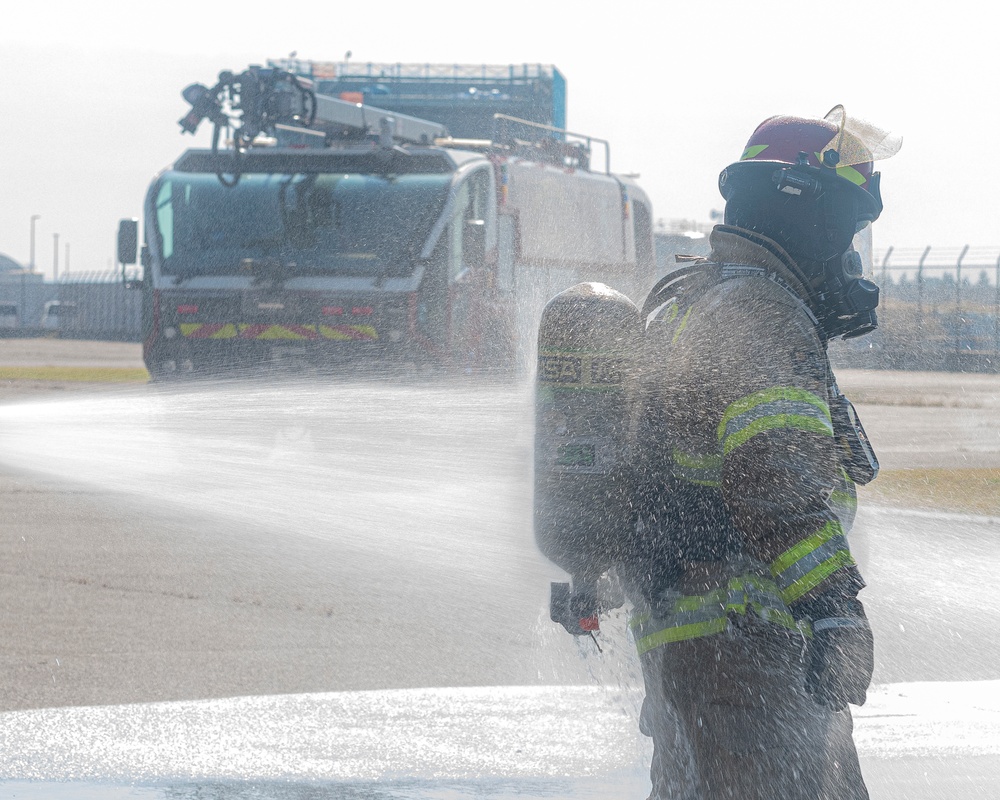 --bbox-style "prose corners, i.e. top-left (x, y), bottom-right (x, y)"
top-left (674, 590), bottom-right (722, 612)
top-left (212, 324), bottom-right (239, 339)
top-left (673, 449), bottom-right (722, 470)
top-left (179, 323), bottom-right (240, 339)
top-left (671, 447), bottom-right (722, 487)
top-left (725, 415), bottom-right (834, 455)
top-left (630, 573), bottom-right (809, 655)
top-left (771, 520), bottom-right (856, 603)
top-left (659, 301), bottom-right (679, 324)
top-left (752, 602), bottom-right (796, 630)
top-left (672, 306), bottom-right (694, 343)
top-left (250, 325), bottom-right (313, 340)
top-left (718, 387), bottom-right (830, 440)
top-left (780, 550), bottom-right (855, 604)
top-left (629, 612), bottom-right (650, 630)
top-left (635, 617), bottom-right (728, 654)
top-left (813, 151), bottom-right (868, 185)
top-left (838, 466), bottom-right (856, 487)
top-left (771, 520), bottom-right (842, 576)
top-left (830, 489), bottom-right (858, 511)
top-left (741, 144), bottom-right (769, 160)
top-left (836, 165), bottom-right (866, 186)
top-left (319, 324), bottom-right (378, 341)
